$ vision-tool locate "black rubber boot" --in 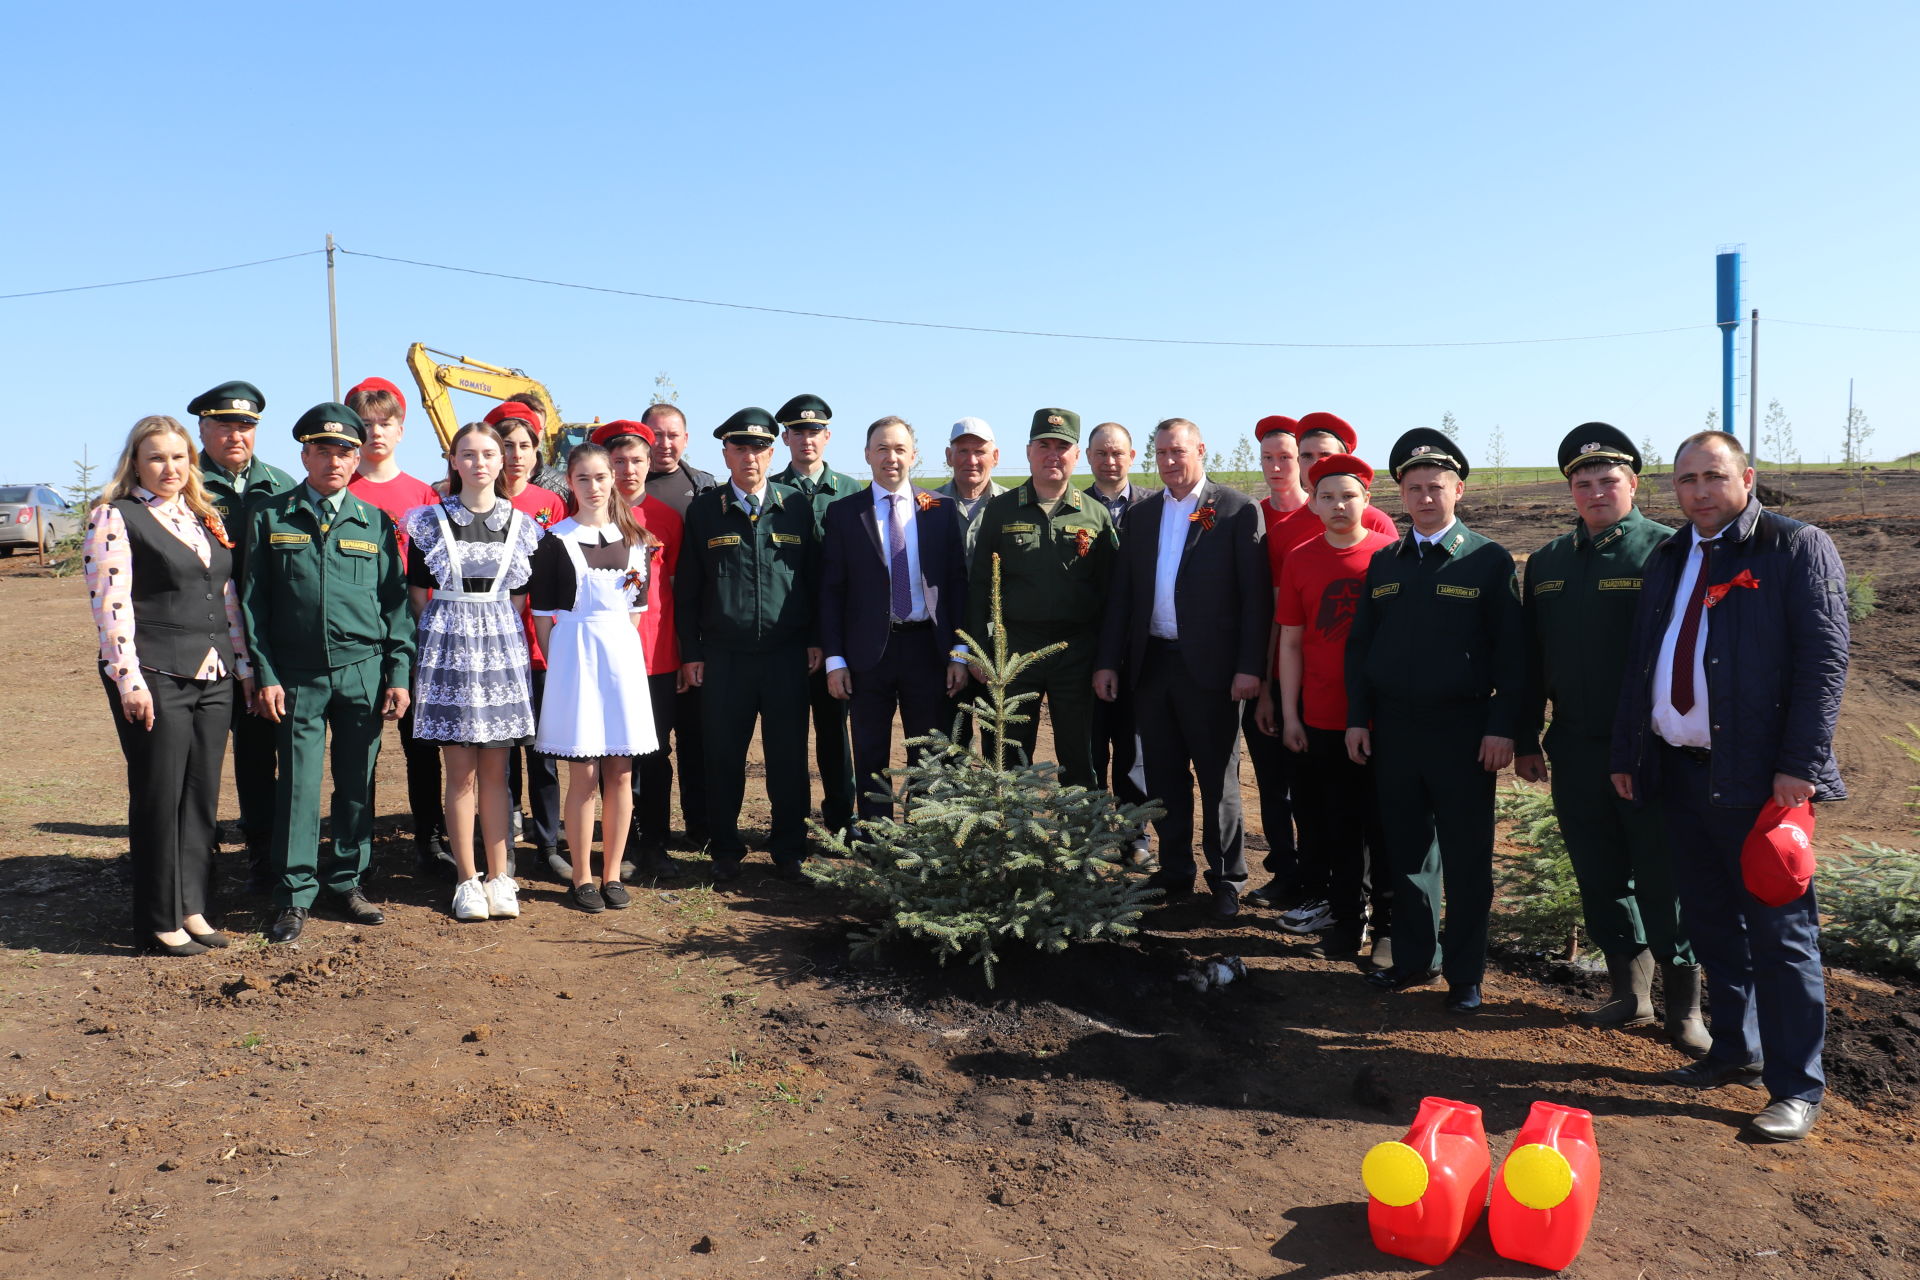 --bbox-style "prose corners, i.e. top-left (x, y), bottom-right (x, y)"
top-left (1661, 960), bottom-right (1712, 1058)
top-left (1577, 948), bottom-right (1655, 1028)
